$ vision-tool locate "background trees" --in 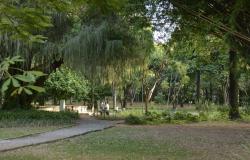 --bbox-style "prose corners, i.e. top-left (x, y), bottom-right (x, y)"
top-left (151, 0), bottom-right (250, 119)
top-left (0, 0), bottom-right (250, 121)
top-left (45, 66), bottom-right (89, 106)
